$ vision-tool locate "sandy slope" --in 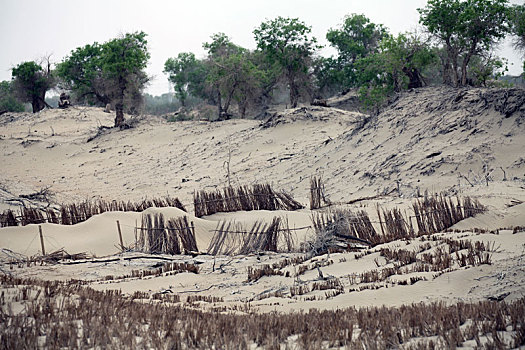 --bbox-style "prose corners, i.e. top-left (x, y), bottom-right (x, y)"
top-left (1, 86), bottom-right (525, 315)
